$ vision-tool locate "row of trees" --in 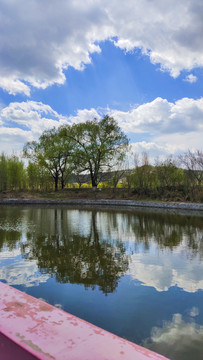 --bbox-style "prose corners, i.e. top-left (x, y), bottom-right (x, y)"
top-left (121, 153), bottom-right (202, 201)
top-left (0, 151), bottom-right (202, 201)
top-left (0, 116), bottom-right (202, 200)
